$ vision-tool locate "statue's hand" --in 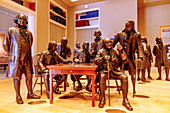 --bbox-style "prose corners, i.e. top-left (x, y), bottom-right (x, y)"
top-left (75, 59), bottom-right (79, 63)
top-left (104, 55), bottom-right (110, 61)
top-left (42, 68), bottom-right (49, 73)
top-left (117, 44), bottom-right (123, 51)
